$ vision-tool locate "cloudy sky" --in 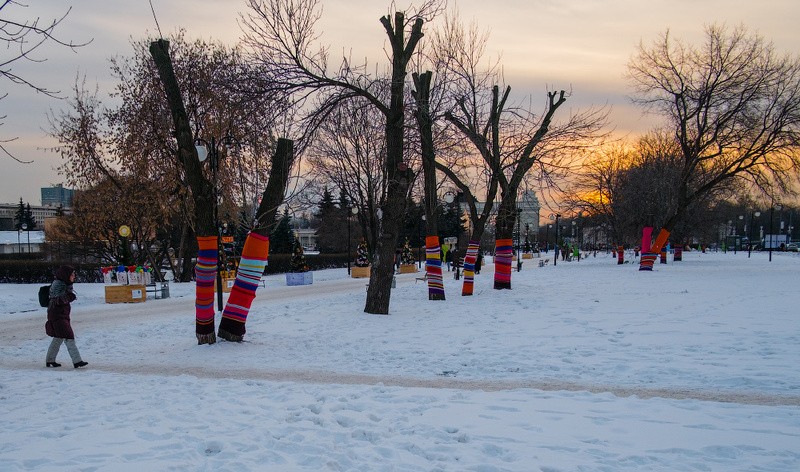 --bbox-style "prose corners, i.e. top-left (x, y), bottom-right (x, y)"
top-left (2, 0), bottom-right (798, 205)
